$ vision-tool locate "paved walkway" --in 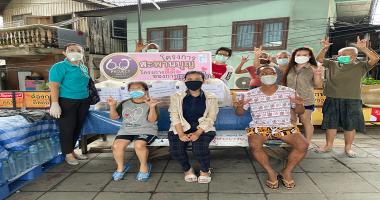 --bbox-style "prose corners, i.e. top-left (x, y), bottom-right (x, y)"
top-left (7, 129), bottom-right (380, 200)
